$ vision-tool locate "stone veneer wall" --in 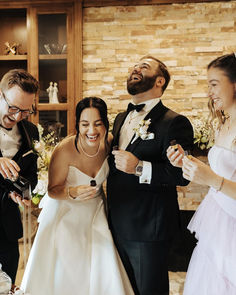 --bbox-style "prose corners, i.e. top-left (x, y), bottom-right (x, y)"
top-left (82, 1), bottom-right (236, 209)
